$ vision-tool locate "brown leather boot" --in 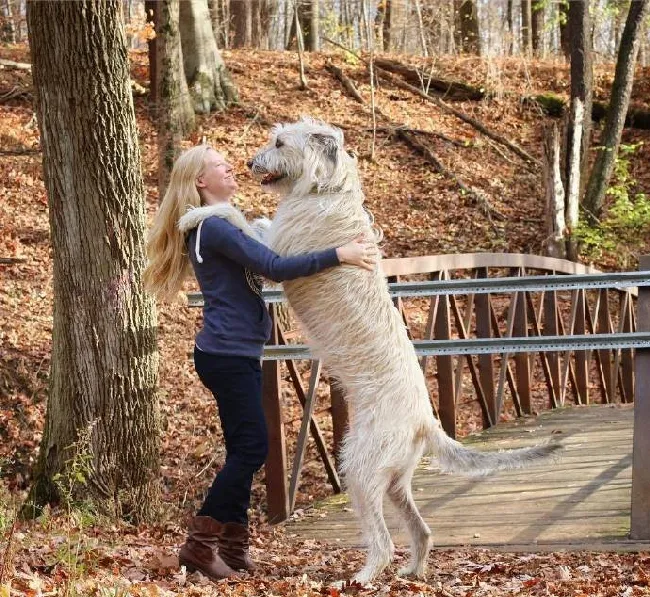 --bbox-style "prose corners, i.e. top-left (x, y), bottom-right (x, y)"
top-left (218, 522), bottom-right (256, 571)
top-left (179, 516), bottom-right (239, 580)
